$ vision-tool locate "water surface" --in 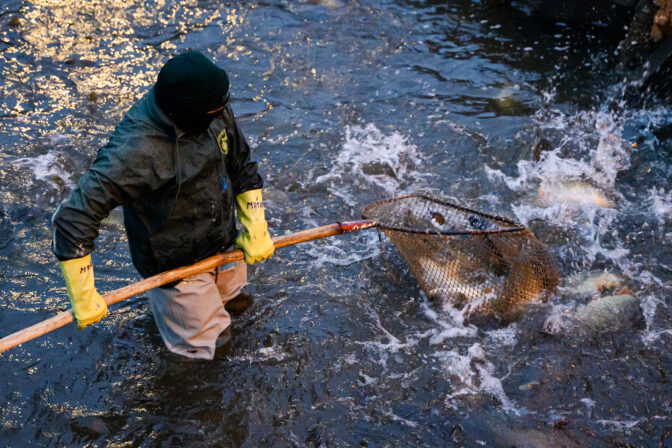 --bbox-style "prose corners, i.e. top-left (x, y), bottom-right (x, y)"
top-left (1, 0), bottom-right (671, 446)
